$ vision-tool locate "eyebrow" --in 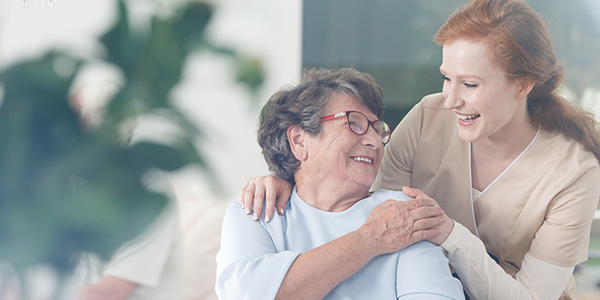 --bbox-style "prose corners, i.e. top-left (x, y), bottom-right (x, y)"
top-left (439, 68), bottom-right (483, 80)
